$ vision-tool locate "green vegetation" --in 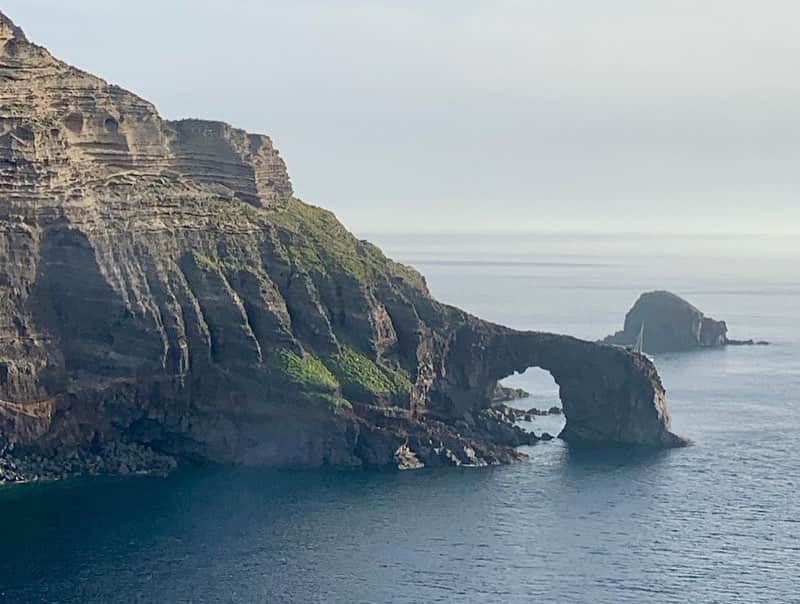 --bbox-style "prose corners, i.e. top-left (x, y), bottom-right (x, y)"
top-left (192, 198), bottom-right (425, 406)
top-left (213, 197), bottom-right (427, 290)
top-left (188, 250), bottom-right (221, 272)
top-left (325, 346), bottom-right (412, 401)
top-left (265, 199), bottom-right (428, 291)
top-left (186, 249), bottom-right (256, 276)
top-left (266, 348), bottom-right (339, 392)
